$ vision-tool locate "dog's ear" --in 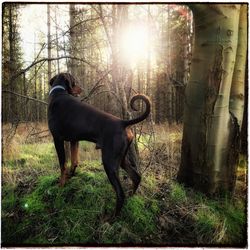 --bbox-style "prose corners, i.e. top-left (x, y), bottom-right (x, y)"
top-left (64, 73), bottom-right (77, 91)
top-left (49, 75), bottom-right (58, 86)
